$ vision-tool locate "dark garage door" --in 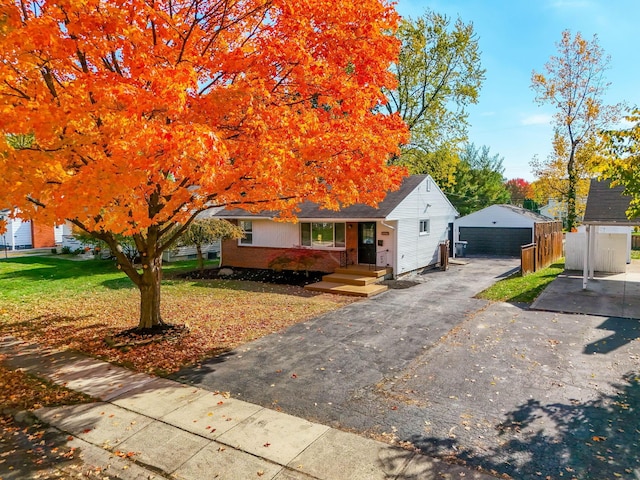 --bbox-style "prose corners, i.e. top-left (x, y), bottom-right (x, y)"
top-left (459, 227), bottom-right (532, 257)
